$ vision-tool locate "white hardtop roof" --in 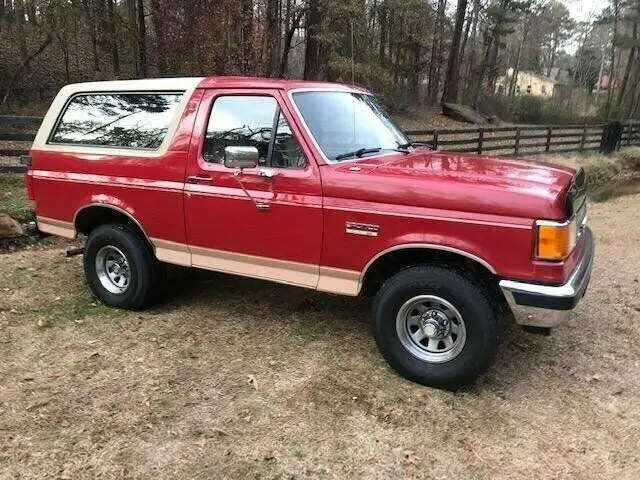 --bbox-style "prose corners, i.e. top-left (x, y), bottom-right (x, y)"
top-left (58, 77), bottom-right (205, 94)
